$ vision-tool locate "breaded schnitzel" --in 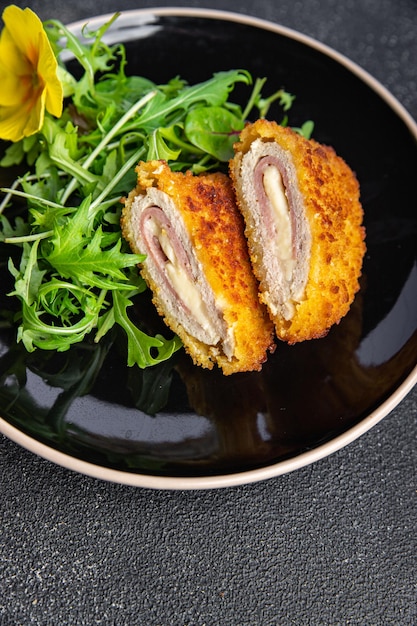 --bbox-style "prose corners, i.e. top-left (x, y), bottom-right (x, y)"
top-left (229, 119), bottom-right (366, 343)
top-left (121, 160), bottom-right (275, 374)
